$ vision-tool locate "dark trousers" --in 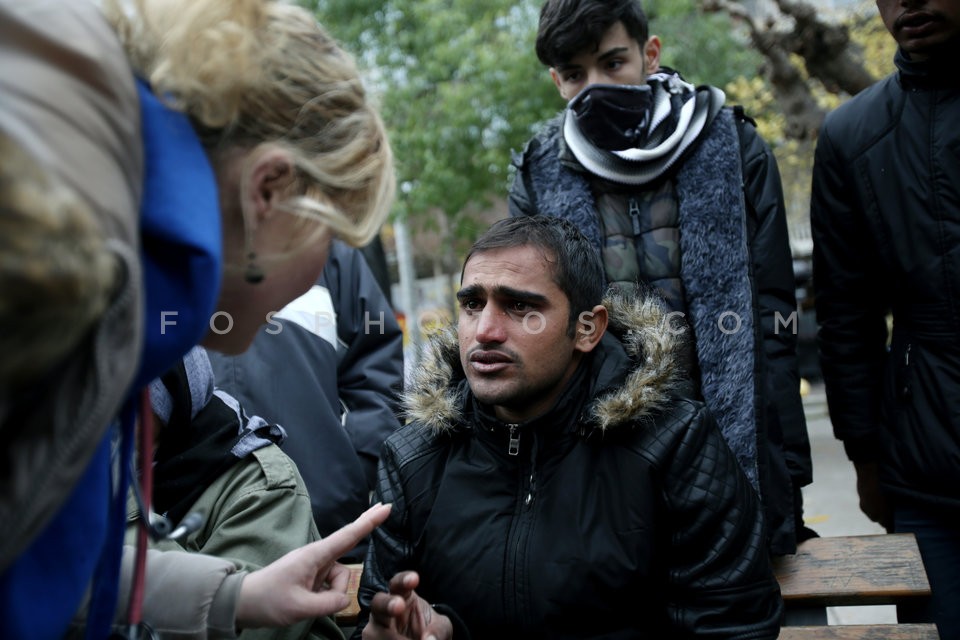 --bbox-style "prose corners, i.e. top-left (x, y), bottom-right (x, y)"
top-left (894, 502), bottom-right (960, 639)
